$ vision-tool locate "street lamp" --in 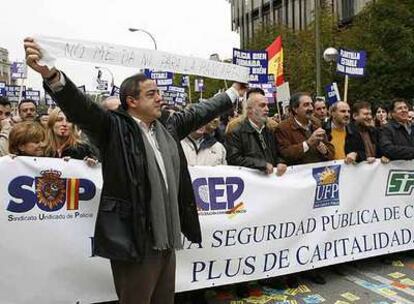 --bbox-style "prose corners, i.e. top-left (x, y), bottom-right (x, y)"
top-left (128, 28), bottom-right (158, 50)
top-left (323, 47), bottom-right (338, 63)
top-left (94, 66), bottom-right (114, 89)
